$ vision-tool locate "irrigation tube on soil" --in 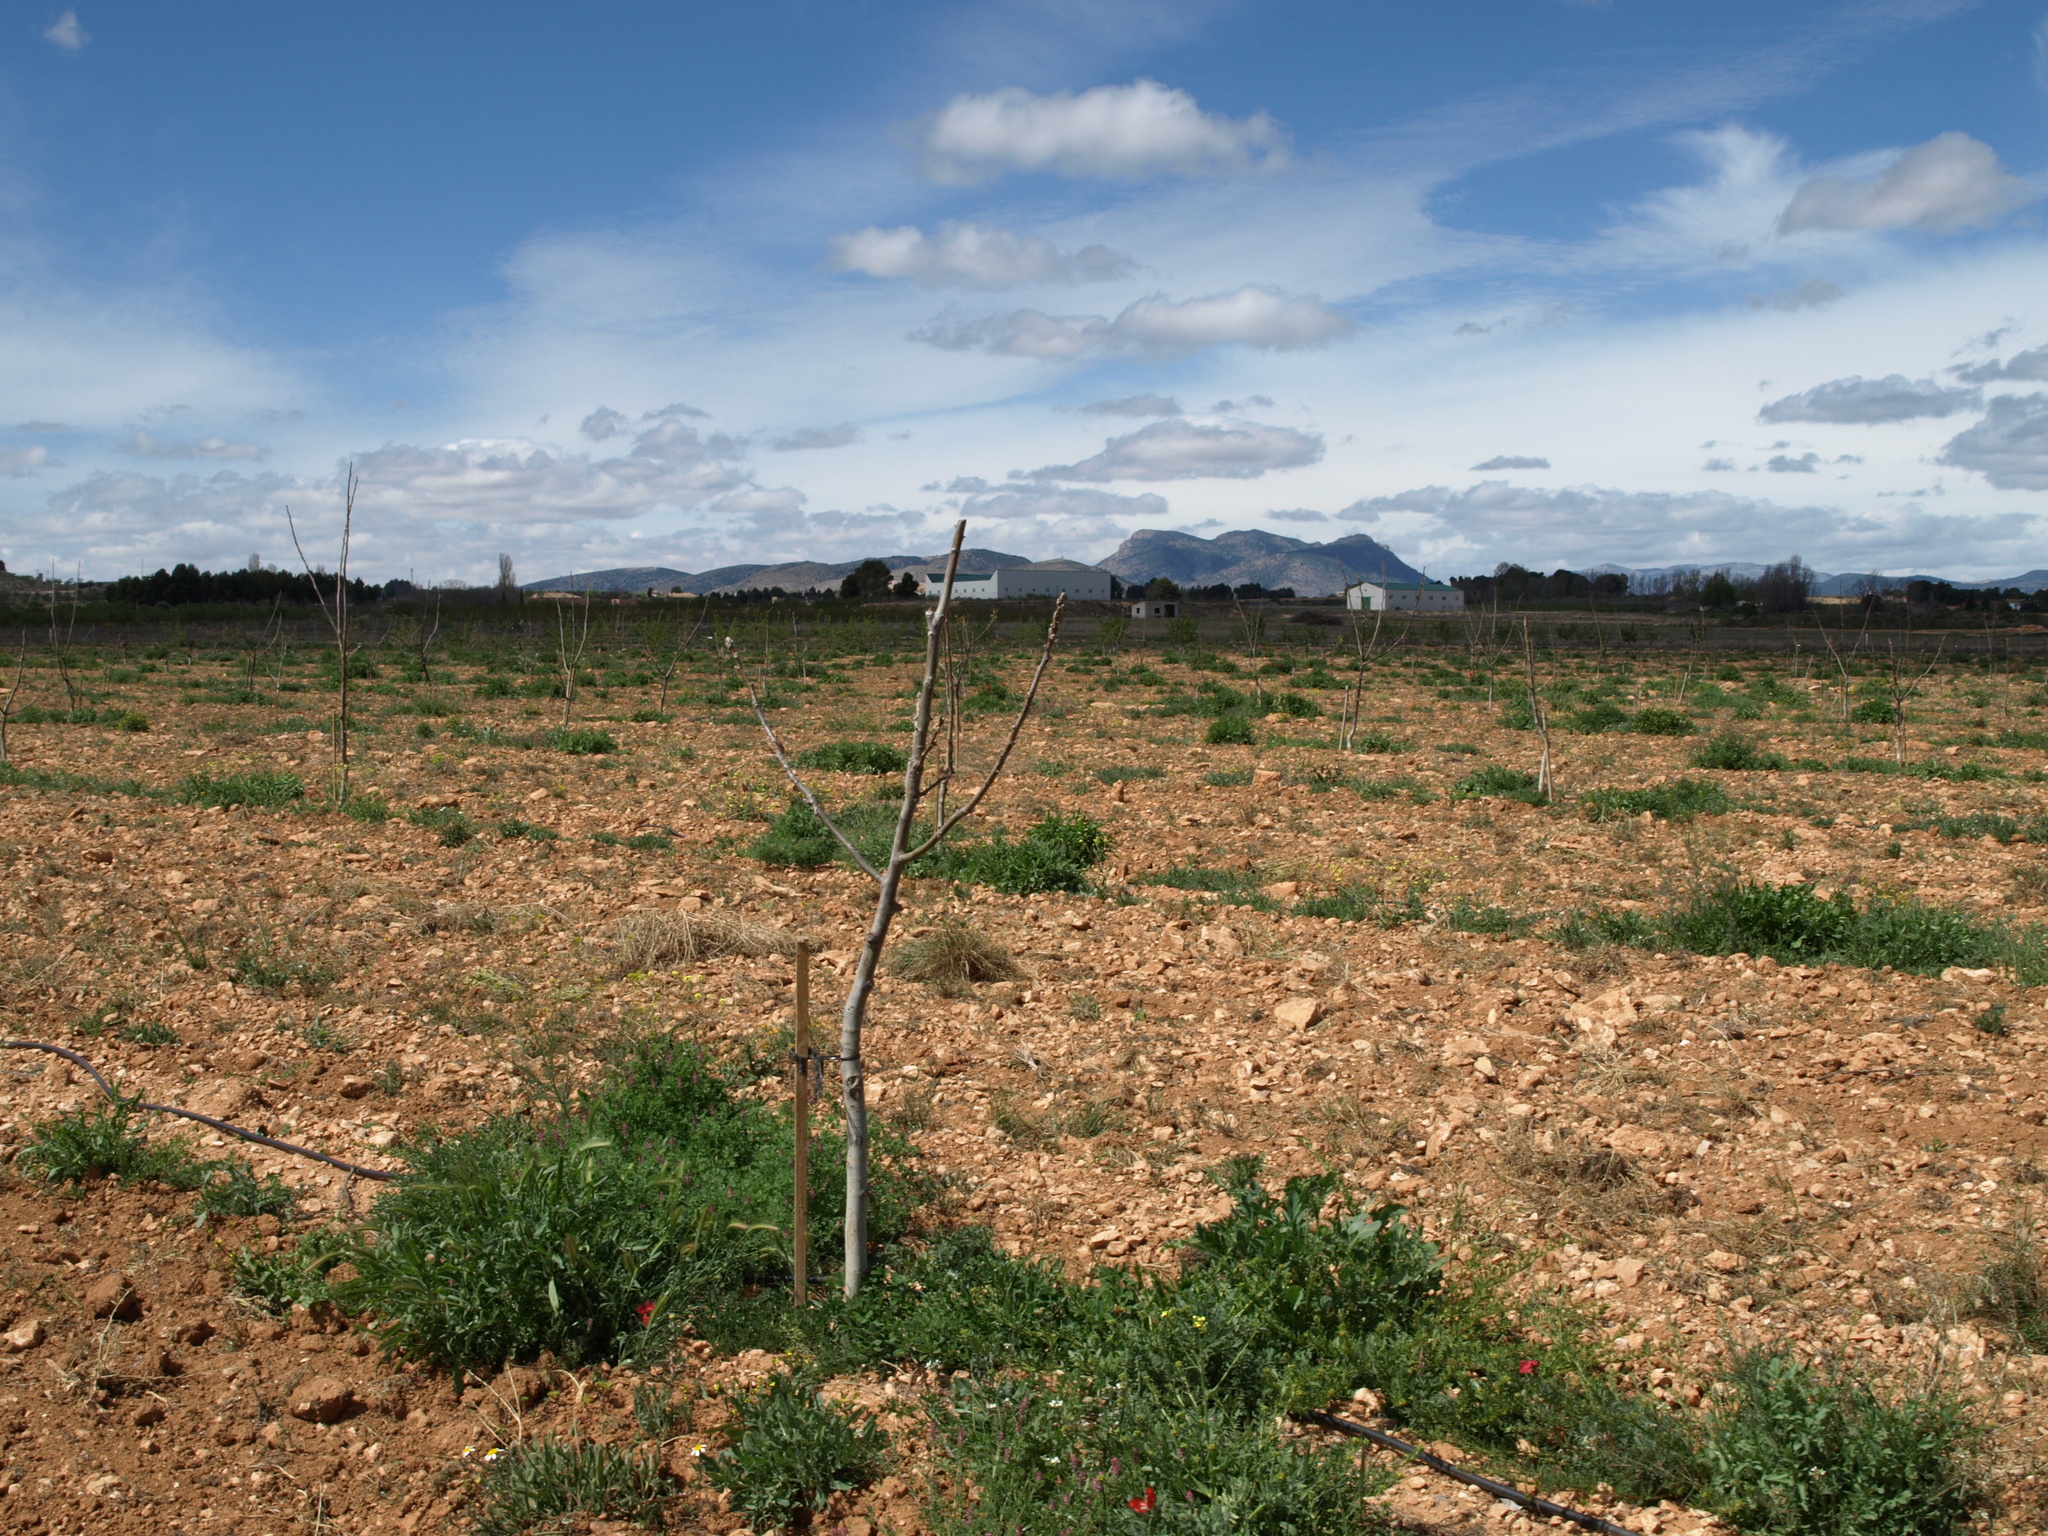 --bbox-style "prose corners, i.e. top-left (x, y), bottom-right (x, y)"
top-left (1294, 1410), bottom-right (1644, 1536)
